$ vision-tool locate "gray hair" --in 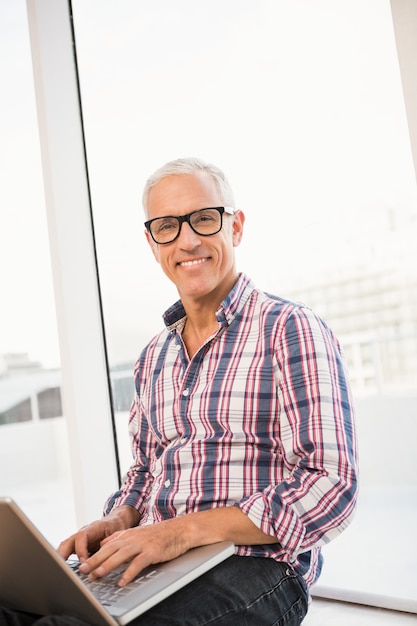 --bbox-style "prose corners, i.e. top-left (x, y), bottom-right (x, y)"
top-left (142, 157), bottom-right (235, 215)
